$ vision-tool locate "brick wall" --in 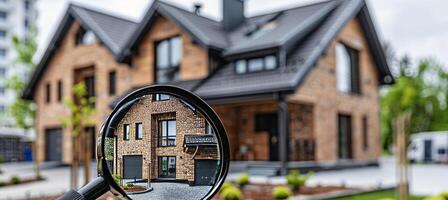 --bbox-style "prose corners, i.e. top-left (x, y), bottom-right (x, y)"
top-left (114, 95), bottom-right (218, 182)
